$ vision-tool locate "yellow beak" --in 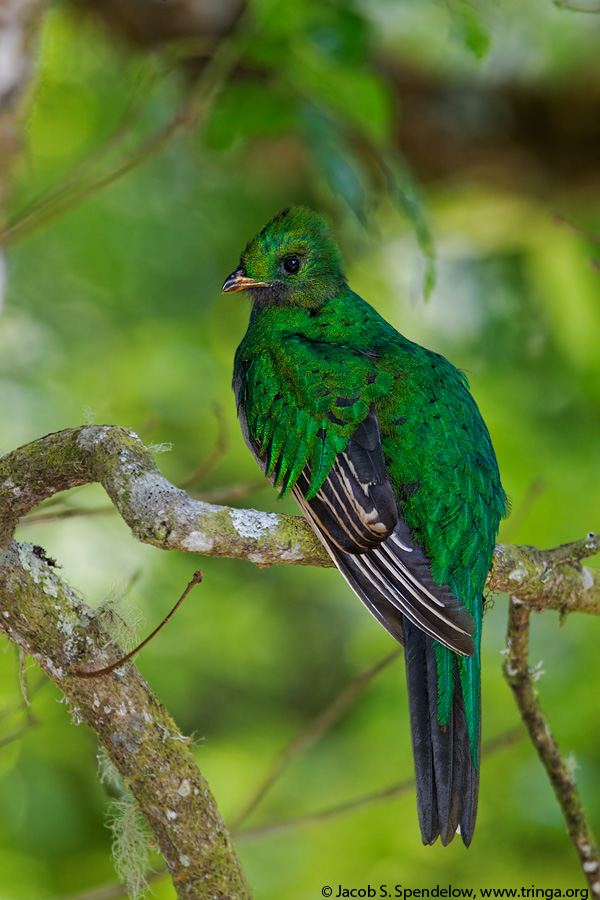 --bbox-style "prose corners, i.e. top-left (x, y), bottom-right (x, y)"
top-left (221, 268), bottom-right (270, 293)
